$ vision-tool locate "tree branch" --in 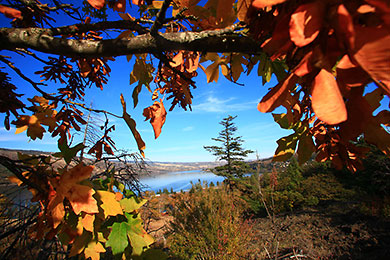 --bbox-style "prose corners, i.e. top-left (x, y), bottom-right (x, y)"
top-left (0, 26), bottom-right (262, 58)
